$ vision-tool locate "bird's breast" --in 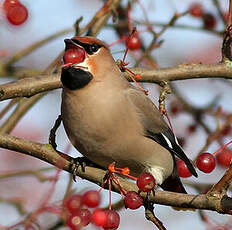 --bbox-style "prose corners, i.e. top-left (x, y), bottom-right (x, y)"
top-left (61, 84), bottom-right (143, 160)
top-left (61, 84), bottom-right (174, 184)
